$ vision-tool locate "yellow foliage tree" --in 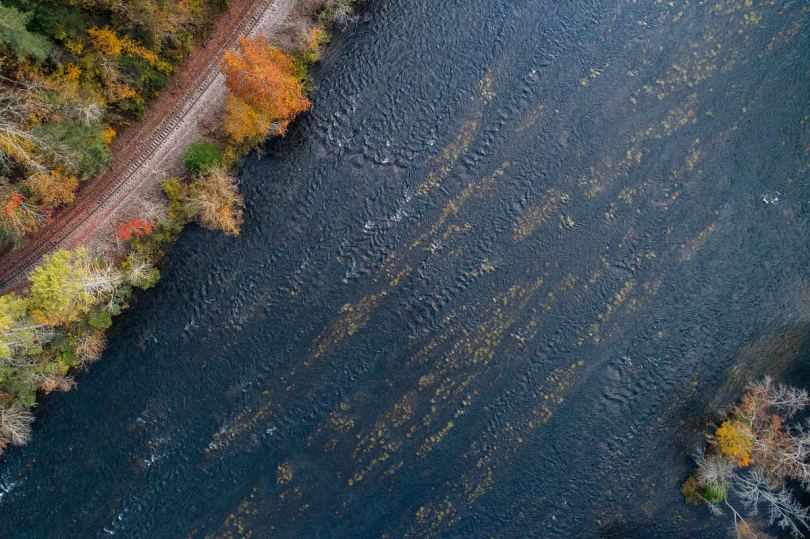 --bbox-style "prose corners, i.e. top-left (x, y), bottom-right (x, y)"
top-left (716, 419), bottom-right (753, 467)
top-left (25, 170), bottom-right (79, 209)
top-left (223, 94), bottom-right (272, 143)
top-left (87, 27), bottom-right (123, 56)
top-left (121, 37), bottom-right (158, 65)
top-left (28, 248), bottom-right (95, 326)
